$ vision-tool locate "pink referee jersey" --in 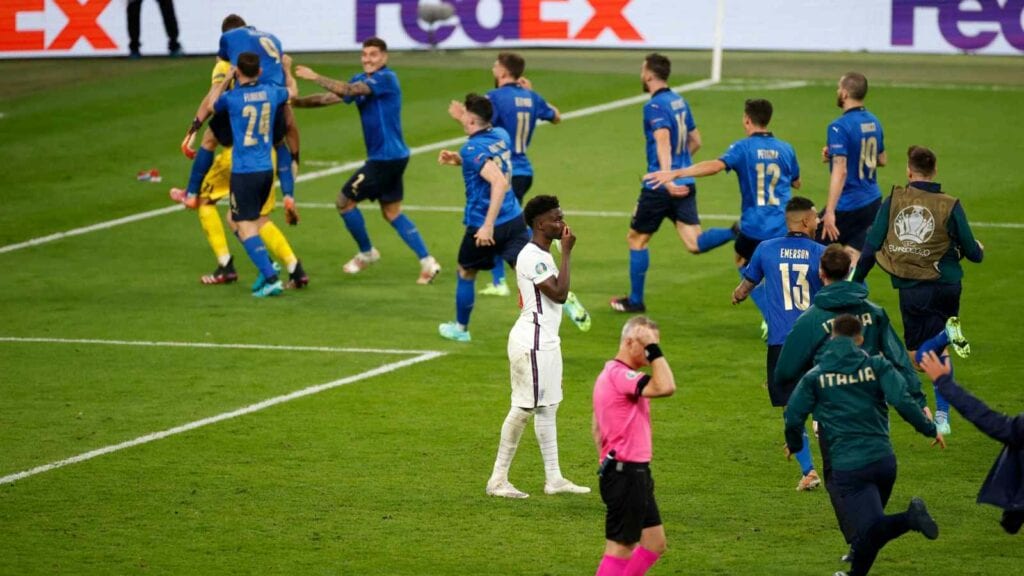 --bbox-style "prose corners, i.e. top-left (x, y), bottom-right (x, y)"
top-left (593, 359), bottom-right (653, 463)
